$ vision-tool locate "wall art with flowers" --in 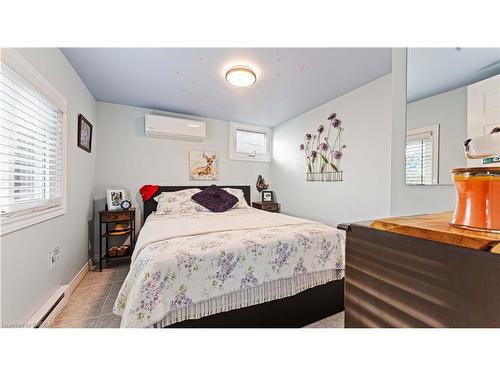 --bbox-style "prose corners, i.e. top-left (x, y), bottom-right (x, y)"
top-left (299, 112), bottom-right (346, 182)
